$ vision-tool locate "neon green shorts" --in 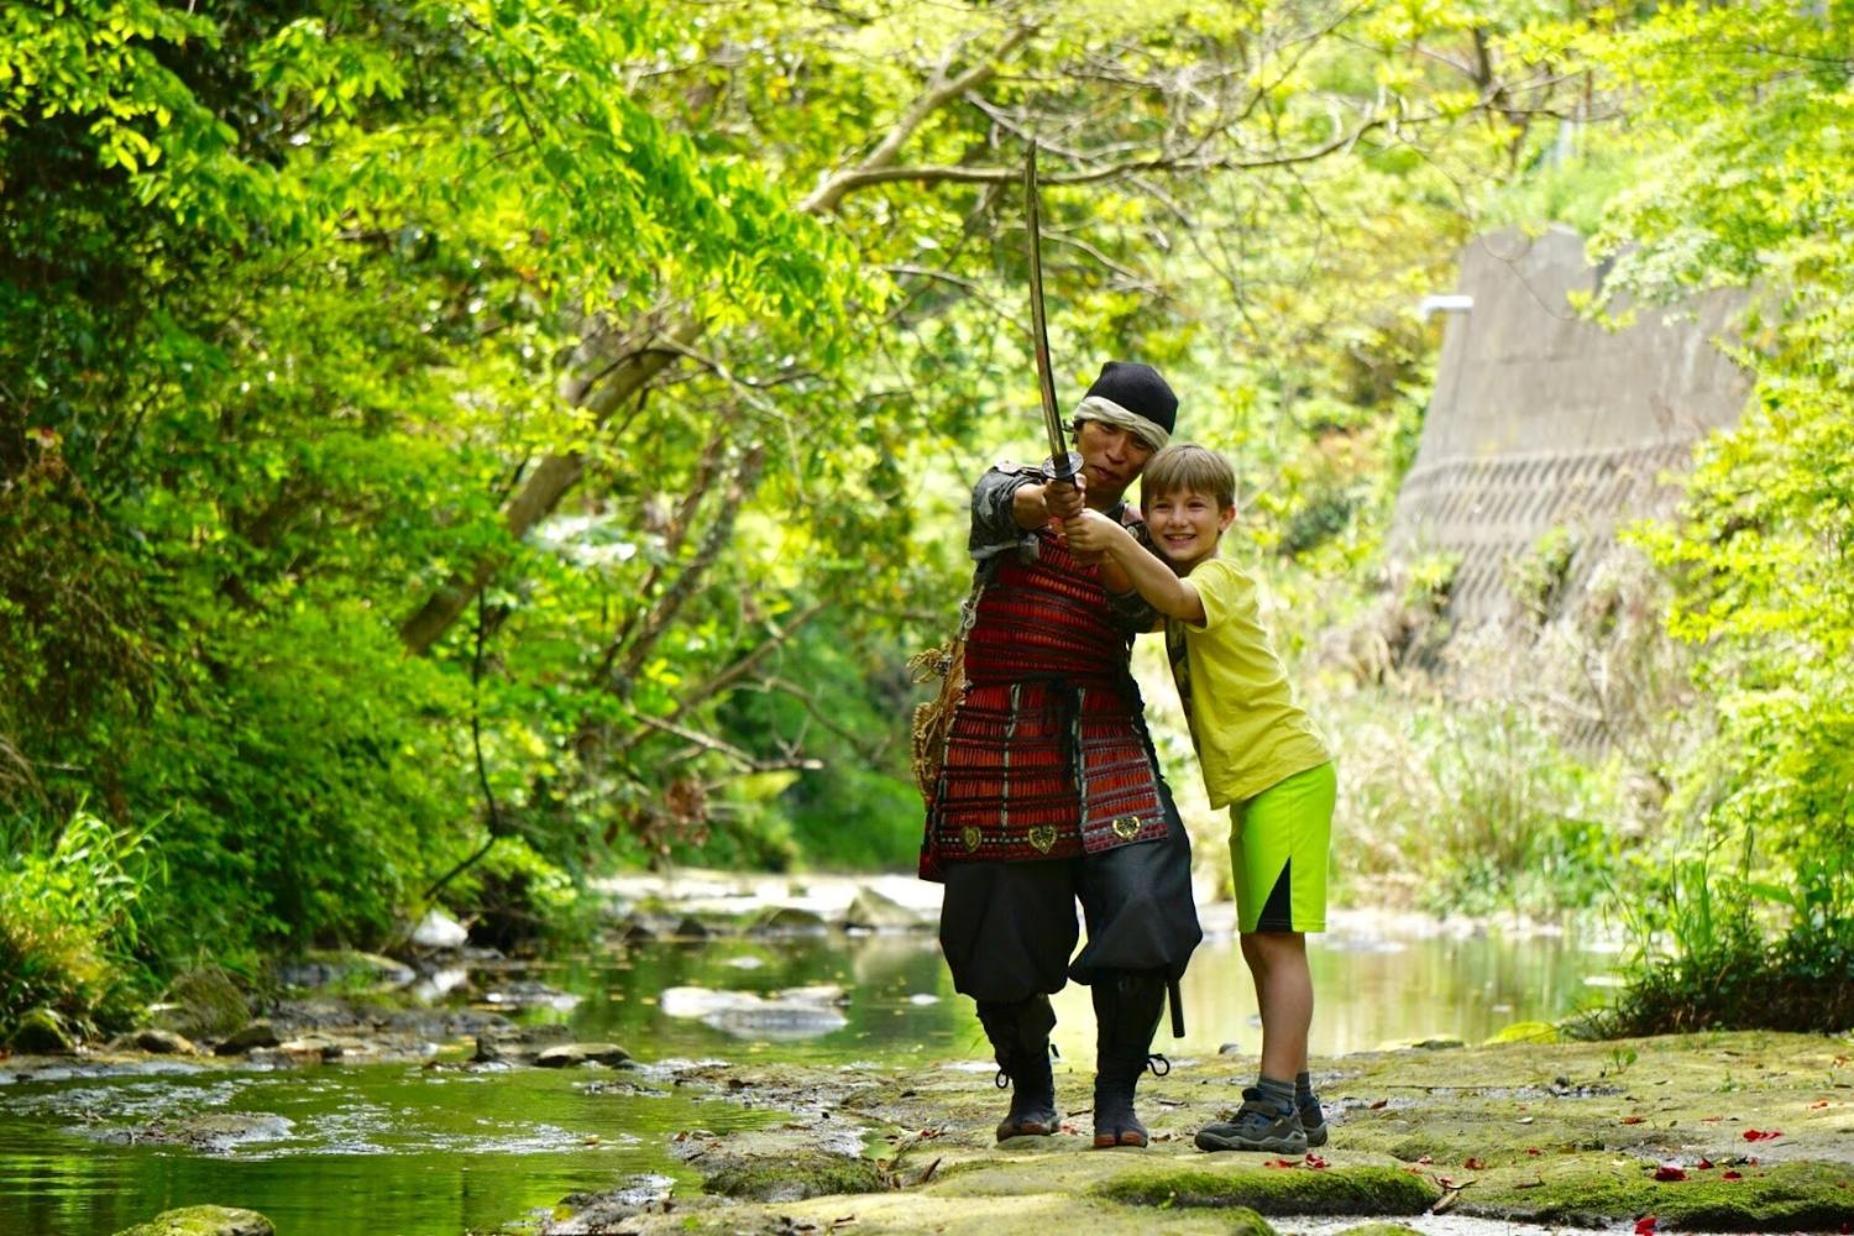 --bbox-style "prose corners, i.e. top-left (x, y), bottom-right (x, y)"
top-left (1230, 761), bottom-right (1335, 934)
